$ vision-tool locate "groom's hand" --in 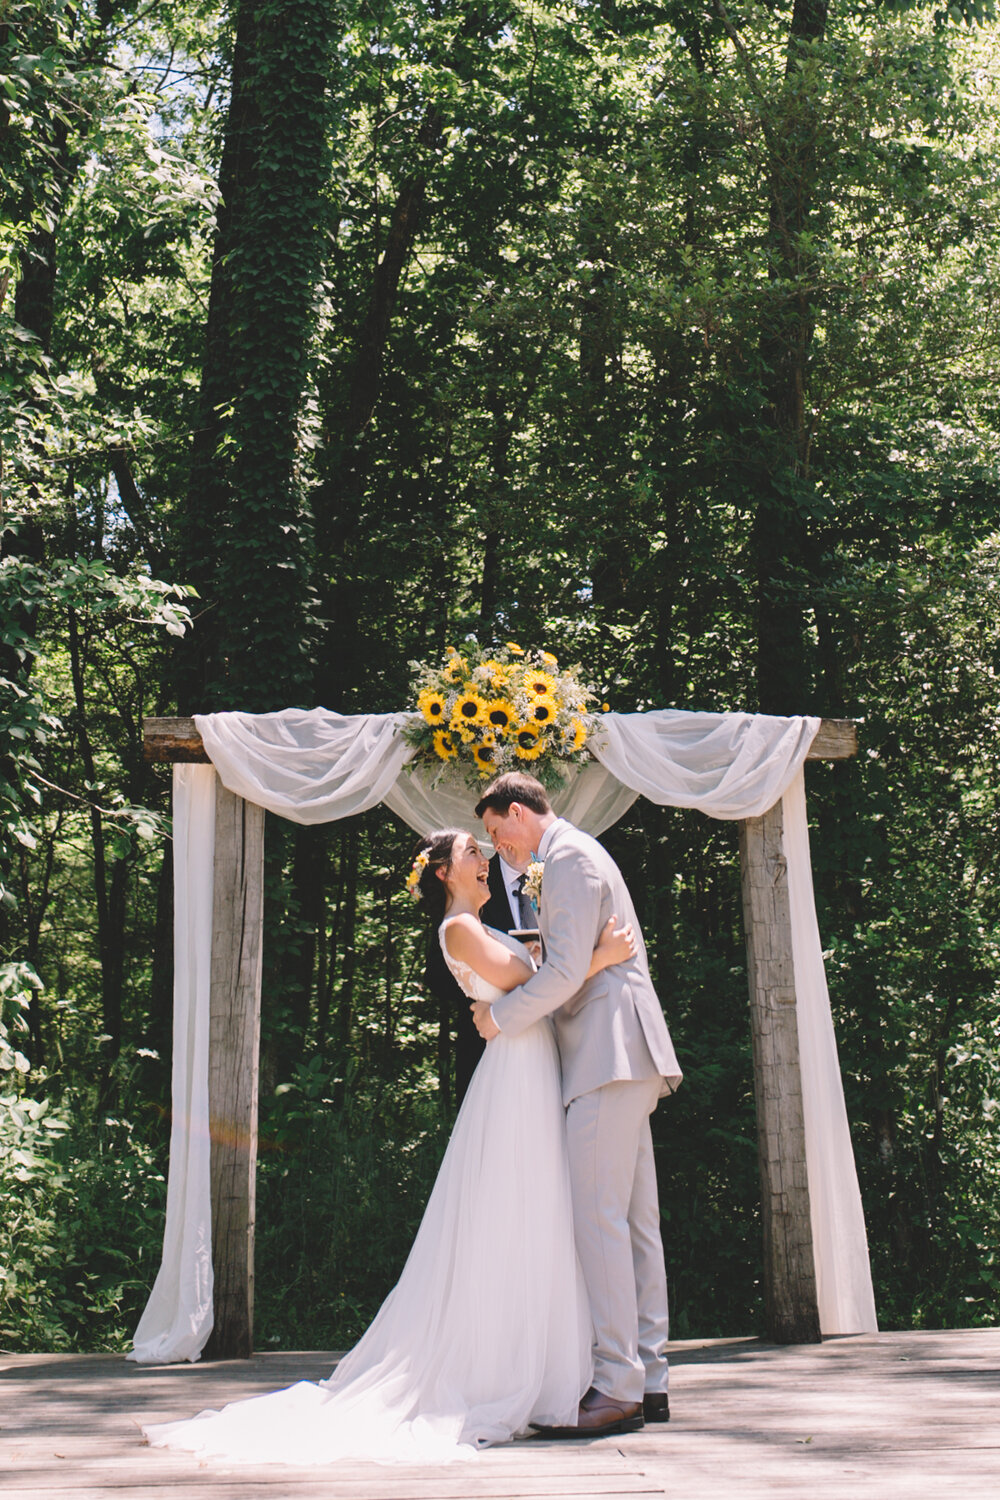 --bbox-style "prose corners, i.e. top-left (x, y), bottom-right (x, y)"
top-left (471, 1001), bottom-right (500, 1040)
